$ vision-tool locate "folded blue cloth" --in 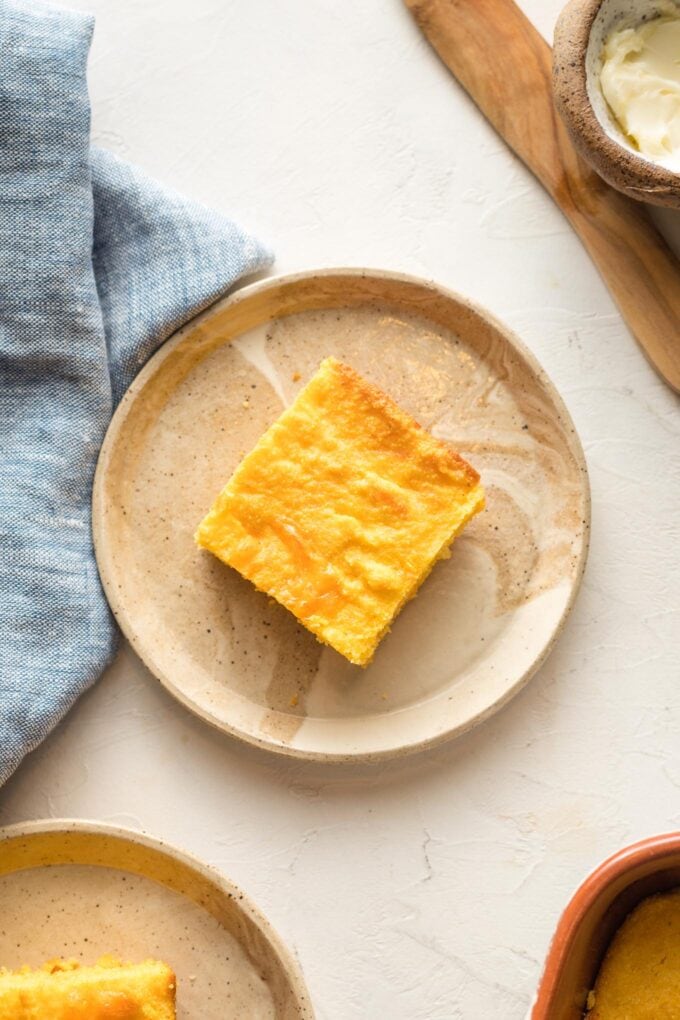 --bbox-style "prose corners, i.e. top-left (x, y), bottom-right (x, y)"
top-left (0, 0), bottom-right (272, 785)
